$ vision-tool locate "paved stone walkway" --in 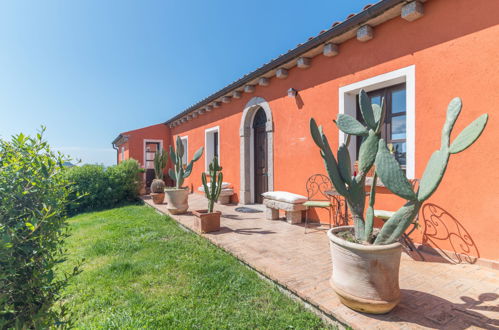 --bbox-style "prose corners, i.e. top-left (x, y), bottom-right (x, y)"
top-left (144, 194), bottom-right (499, 329)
